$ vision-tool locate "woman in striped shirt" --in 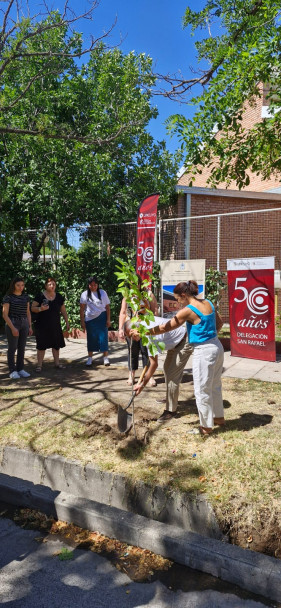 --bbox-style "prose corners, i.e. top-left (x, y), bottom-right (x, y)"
top-left (2, 277), bottom-right (33, 379)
